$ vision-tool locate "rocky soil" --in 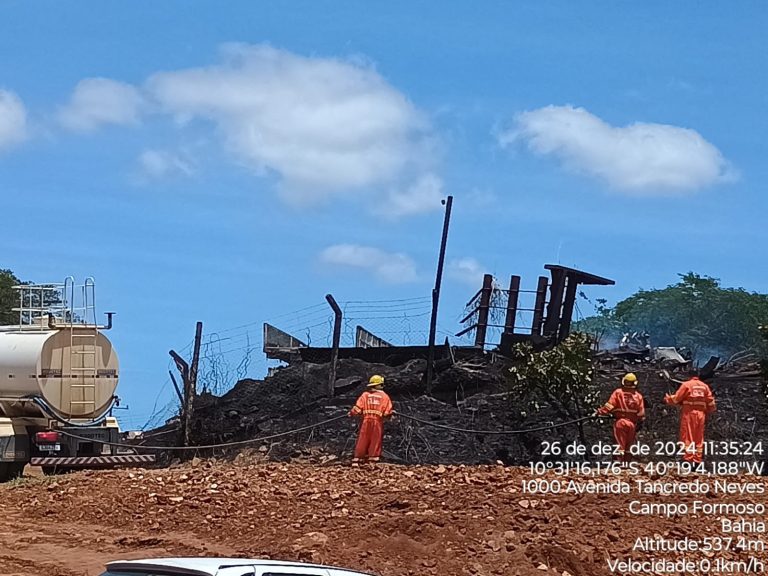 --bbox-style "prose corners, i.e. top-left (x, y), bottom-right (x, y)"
top-left (2, 461), bottom-right (767, 576)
